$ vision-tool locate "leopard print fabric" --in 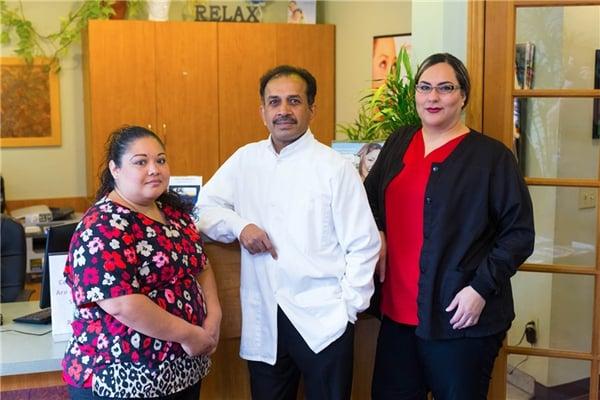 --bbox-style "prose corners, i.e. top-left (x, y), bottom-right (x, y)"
top-left (93, 355), bottom-right (210, 398)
